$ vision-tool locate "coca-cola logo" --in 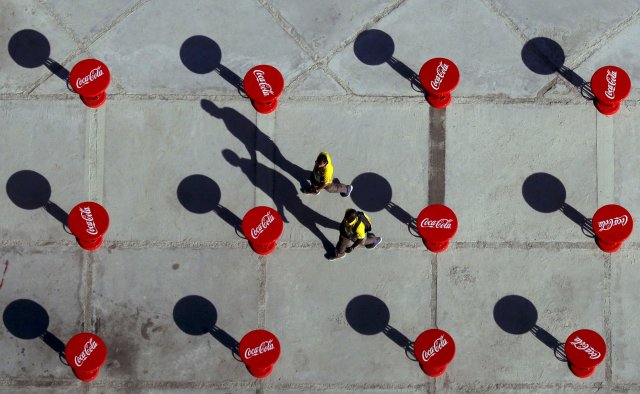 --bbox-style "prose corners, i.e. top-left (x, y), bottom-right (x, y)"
top-left (244, 339), bottom-right (275, 359)
top-left (421, 335), bottom-right (448, 363)
top-left (569, 336), bottom-right (601, 360)
top-left (430, 61), bottom-right (449, 91)
top-left (76, 66), bottom-right (104, 89)
top-left (597, 215), bottom-right (628, 232)
top-left (605, 69), bottom-right (617, 100)
top-left (74, 338), bottom-right (98, 367)
top-left (253, 70), bottom-right (274, 97)
top-left (250, 212), bottom-right (275, 239)
top-left (420, 217), bottom-right (453, 229)
top-left (79, 207), bottom-right (99, 235)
